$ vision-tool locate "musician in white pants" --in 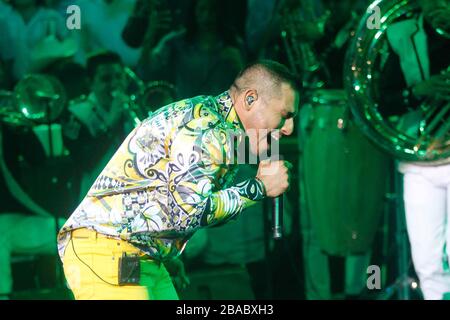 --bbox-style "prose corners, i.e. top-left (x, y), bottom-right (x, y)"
top-left (381, 0), bottom-right (450, 299)
top-left (401, 164), bottom-right (450, 299)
